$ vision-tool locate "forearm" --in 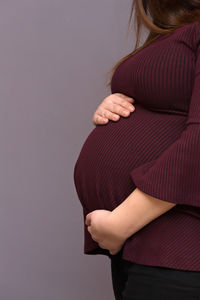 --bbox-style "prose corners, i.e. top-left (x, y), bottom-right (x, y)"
top-left (109, 188), bottom-right (176, 240)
